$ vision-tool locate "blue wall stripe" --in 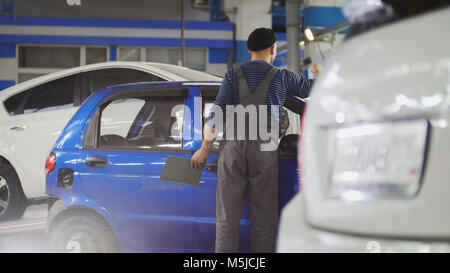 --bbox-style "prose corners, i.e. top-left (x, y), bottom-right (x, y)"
top-left (0, 35), bottom-right (234, 49)
top-left (109, 45), bottom-right (117, 61)
top-left (0, 16), bottom-right (234, 31)
top-left (235, 40), bottom-right (250, 62)
top-left (0, 80), bottom-right (15, 91)
top-left (276, 32), bottom-right (287, 41)
top-left (209, 48), bottom-right (229, 64)
top-left (0, 44), bottom-right (15, 57)
top-left (303, 6), bottom-right (347, 28)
